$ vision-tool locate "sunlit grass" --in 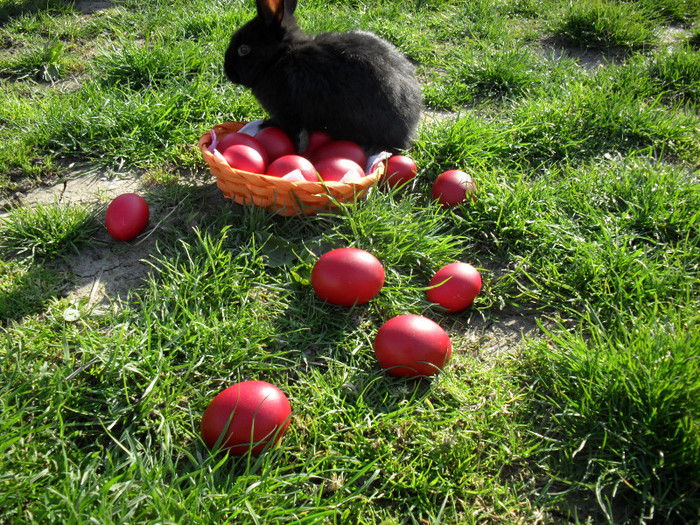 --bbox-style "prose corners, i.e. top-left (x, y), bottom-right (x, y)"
top-left (554, 0), bottom-right (657, 50)
top-left (1, 0), bottom-right (699, 523)
top-left (0, 200), bottom-right (101, 258)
